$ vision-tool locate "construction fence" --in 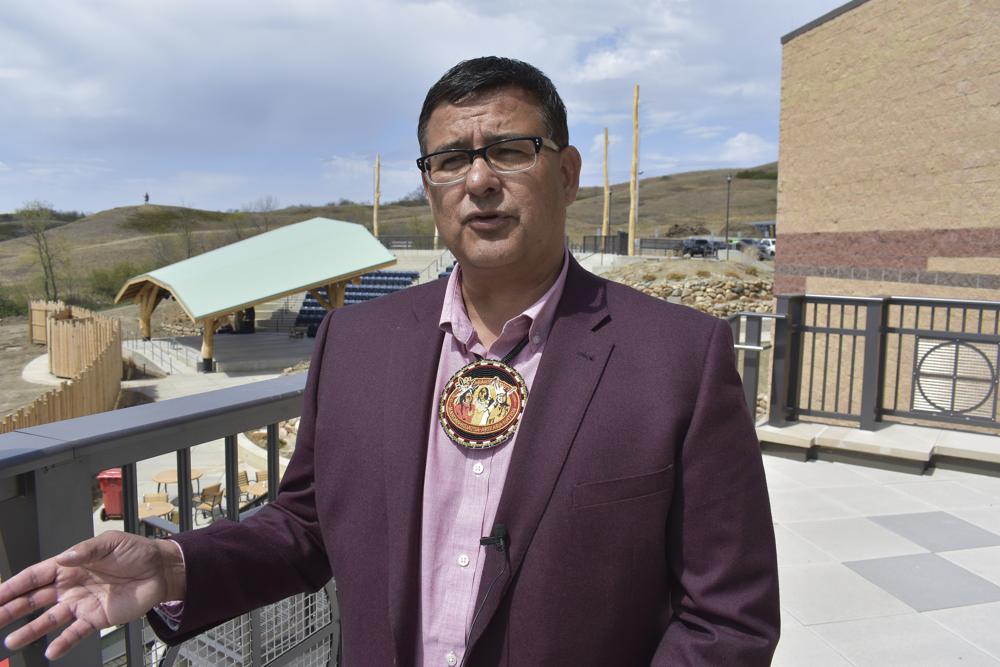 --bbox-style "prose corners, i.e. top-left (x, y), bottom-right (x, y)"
top-left (1, 302), bottom-right (122, 434)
